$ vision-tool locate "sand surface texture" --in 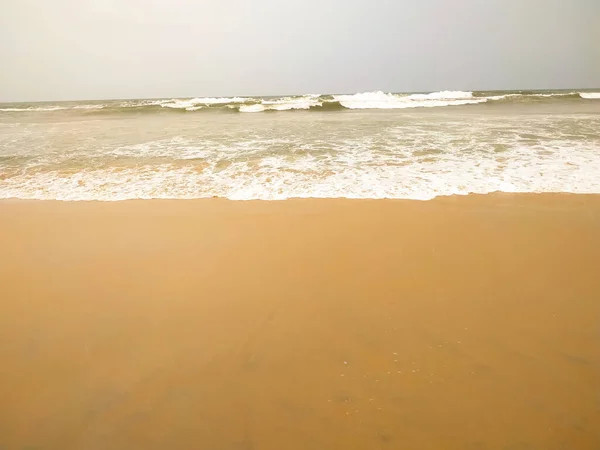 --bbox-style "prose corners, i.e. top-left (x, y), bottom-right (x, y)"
top-left (1, 194), bottom-right (599, 449)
